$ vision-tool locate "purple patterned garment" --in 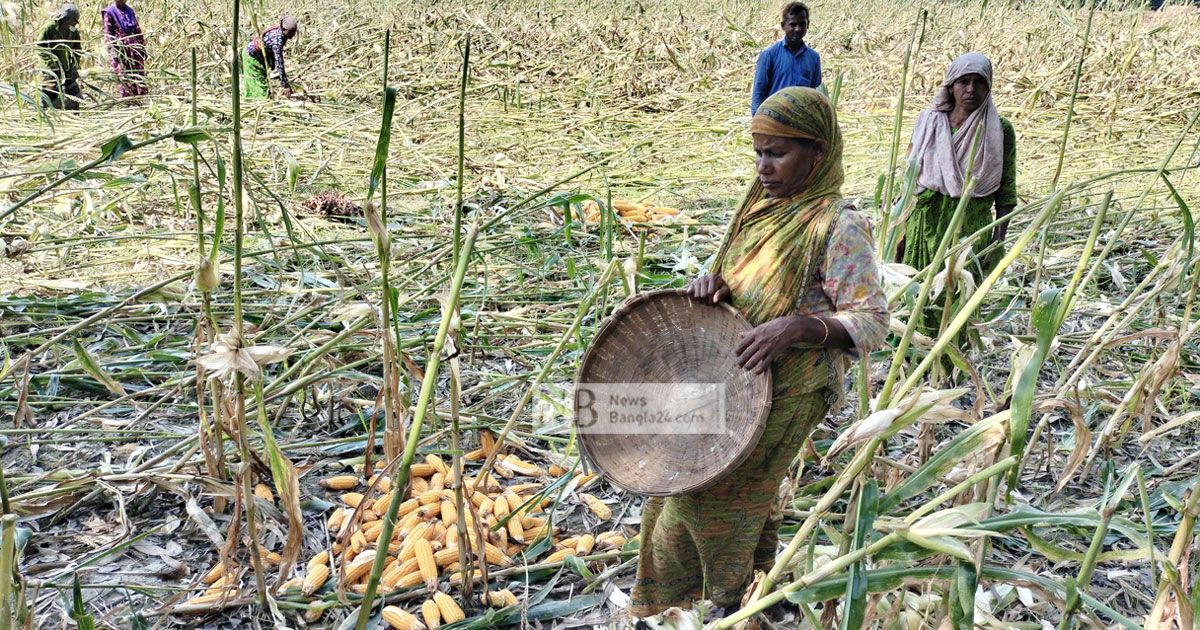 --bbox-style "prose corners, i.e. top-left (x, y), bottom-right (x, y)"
top-left (102, 3), bottom-right (147, 97)
top-left (247, 26), bottom-right (290, 89)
